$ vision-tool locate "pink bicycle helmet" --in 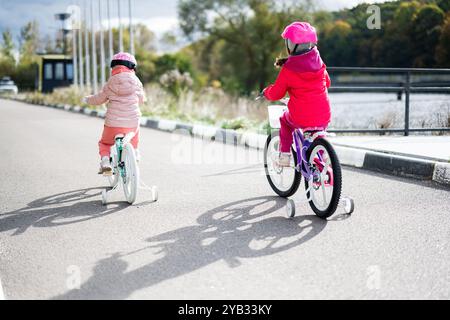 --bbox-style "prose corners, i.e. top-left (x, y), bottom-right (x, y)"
top-left (282, 22), bottom-right (318, 55)
top-left (110, 52), bottom-right (137, 70)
